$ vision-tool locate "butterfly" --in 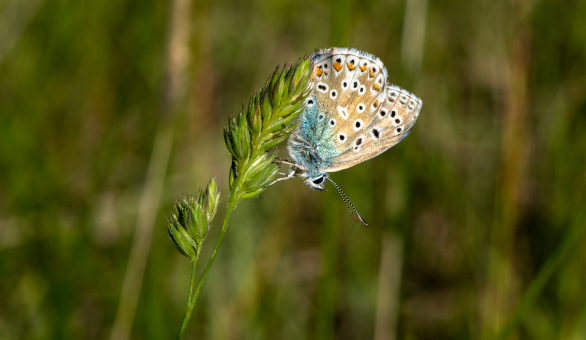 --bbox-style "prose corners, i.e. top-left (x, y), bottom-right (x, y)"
top-left (274, 48), bottom-right (422, 226)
